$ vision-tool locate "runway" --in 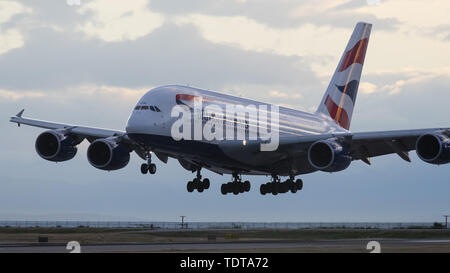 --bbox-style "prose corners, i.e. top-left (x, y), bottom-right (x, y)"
top-left (1, 239), bottom-right (450, 253)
